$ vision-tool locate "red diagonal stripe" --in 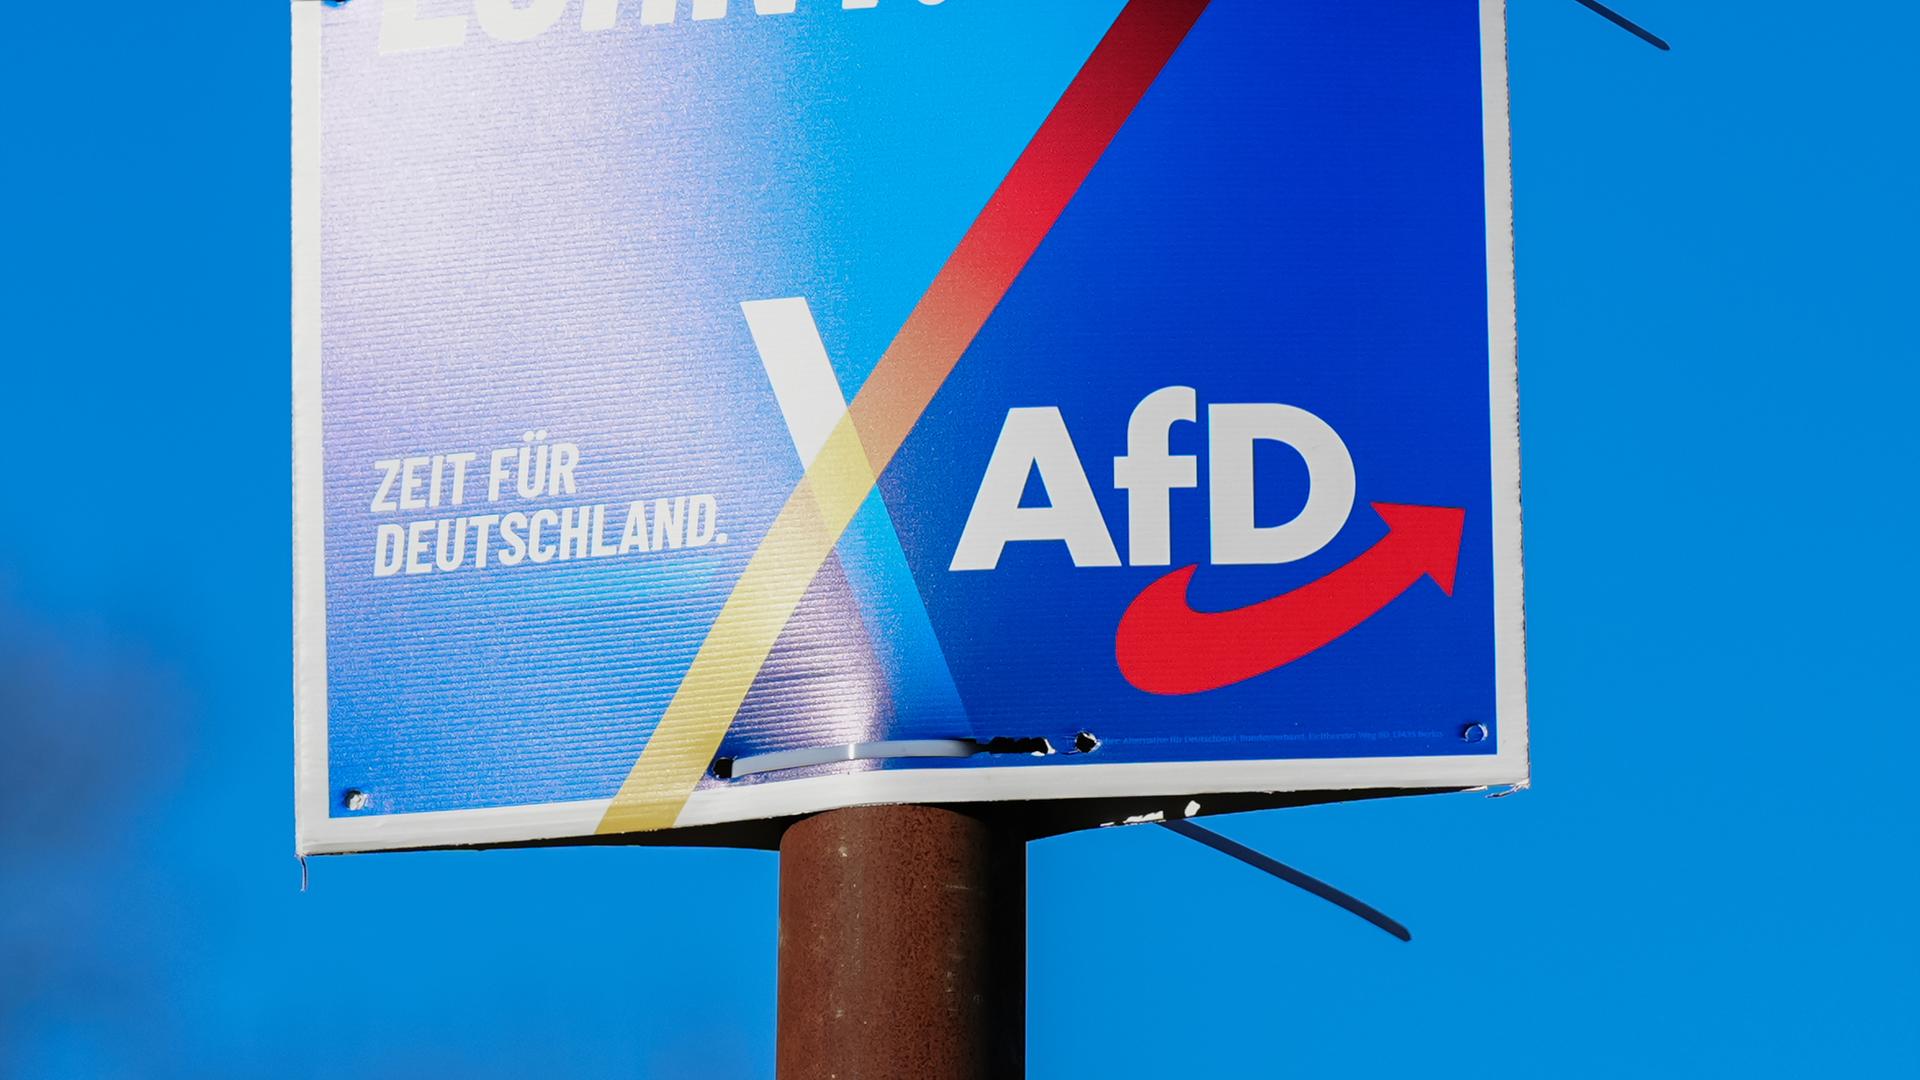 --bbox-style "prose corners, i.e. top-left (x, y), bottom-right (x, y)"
top-left (848, 0), bottom-right (1212, 466)
top-left (595, 0), bottom-right (1212, 834)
